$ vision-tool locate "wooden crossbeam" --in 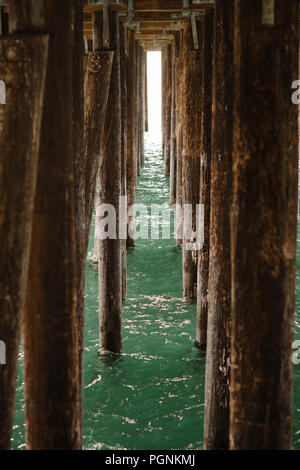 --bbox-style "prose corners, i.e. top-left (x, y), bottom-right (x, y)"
top-left (84, 0), bottom-right (215, 14)
top-left (136, 33), bottom-right (174, 40)
top-left (83, 1), bottom-right (214, 40)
